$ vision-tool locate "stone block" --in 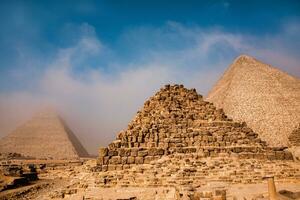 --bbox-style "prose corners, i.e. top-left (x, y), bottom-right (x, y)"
top-left (137, 136), bottom-right (143, 143)
top-left (147, 142), bottom-right (156, 148)
top-left (138, 150), bottom-right (148, 157)
top-left (267, 153), bottom-right (276, 160)
top-left (123, 164), bottom-right (130, 170)
top-left (108, 150), bottom-right (118, 156)
top-left (148, 148), bottom-right (164, 156)
top-left (118, 148), bottom-right (131, 157)
top-left (101, 165), bottom-right (108, 172)
top-left (284, 151), bottom-right (293, 160)
top-left (107, 165), bottom-right (116, 171)
top-left (109, 156), bottom-right (121, 164)
top-left (115, 165), bottom-right (123, 171)
top-left (99, 147), bottom-right (108, 157)
top-left (144, 156), bottom-right (155, 164)
top-left (275, 151), bottom-right (285, 160)
top-left (135, 157), bottom-right (144, 164)
top-left (121, 157), bottom-right (128, 164)
top-left (128, 156), bottom-right (135, 164)
top-left (131, 148), bottom-right (138, 156)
